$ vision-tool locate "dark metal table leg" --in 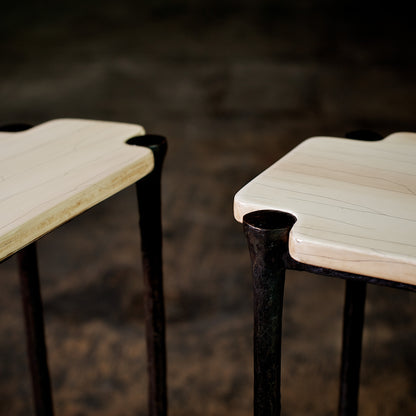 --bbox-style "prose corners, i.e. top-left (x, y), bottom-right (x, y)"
top-left (18, 242), bottom-right (54, 416)
top-left (338, 280), bottom-right (366, 416)
top-left (336, 128), bottom-right (376, 416)
top-left (243, 210), bottom-right (296, 416)
top-left (1, 123), bottom-right (54, 415)
top-left (130, 135), bottom-right (168, 416)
